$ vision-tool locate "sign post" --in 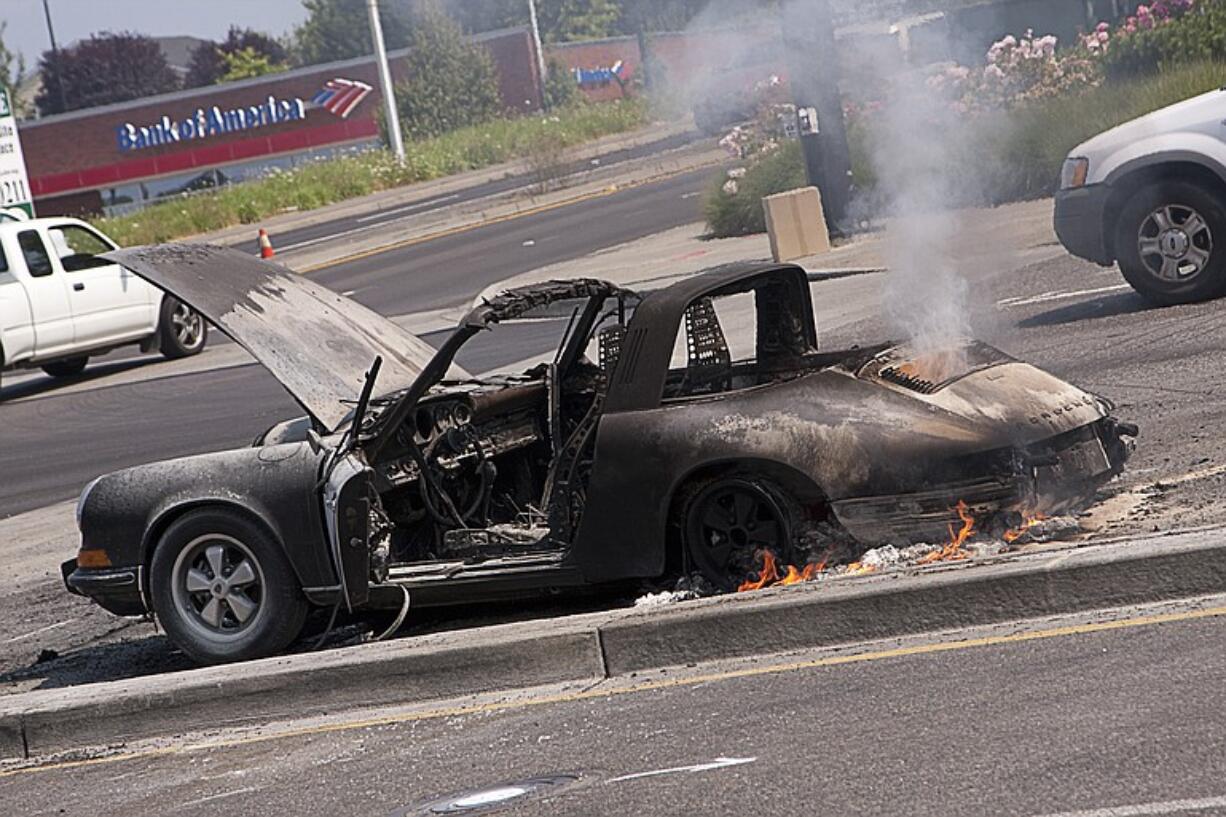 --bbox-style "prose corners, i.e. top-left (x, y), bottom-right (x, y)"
top-left (0, 88), bottom-right (34, 217)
